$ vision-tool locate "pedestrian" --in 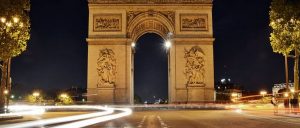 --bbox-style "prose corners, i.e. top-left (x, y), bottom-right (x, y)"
top-left (271, 96), bottom-right (278, 114)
